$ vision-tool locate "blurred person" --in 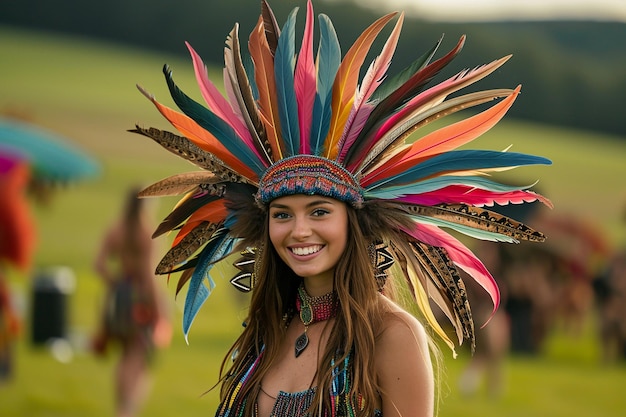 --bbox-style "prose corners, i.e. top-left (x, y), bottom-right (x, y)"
top-left (593, 248), bottom-right (626, 361)
top-left (458, 241), bottom-right (510, 398)
top-left (92, 186), bottom-right (171, 417)
top-left (0, 152), bottom-right (36, 384)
